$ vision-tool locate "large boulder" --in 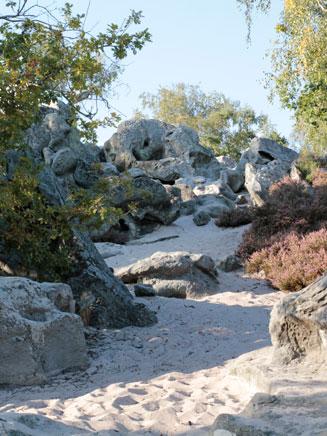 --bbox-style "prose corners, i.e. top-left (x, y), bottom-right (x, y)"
top-left (245, 159), bottom-right (292, 206)
top-left (104, 119), bottom-right (168, 170)
top-left (220, 167), bottom-right (245, 193)
top-left (133, 157), bottom-right (192, 183)
top-left (0, 277), bottom-right (88, 386)
top-left (2, 158), bottom-right (157, 329)
top-left (101, 175), bottom-right (180, 239)
top-left (232, 138), bottom-right (299, 202)
top-left (270, 273), bottom-right (327, 365)
top-left (116, 251), bottom-right (219, 299)
top-left (238, 137), bottom-right (299, 172)
top-left (104, 119), bottom-right (221, 180)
